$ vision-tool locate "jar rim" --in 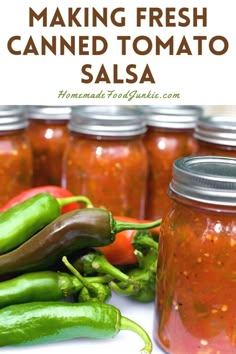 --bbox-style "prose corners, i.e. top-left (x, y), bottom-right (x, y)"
top-left (194, 116), bottom-right (236, 146)
top-left (140, 105), bottom-right (203, 129)
top-left (170, 155), bottom-right (236, 206)
top-left (69, 105), bottom-right (147, 136)
top-left (0, 106), bottom-right (28, 130)
top-left (26, 106), bottom-right (71, 120)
